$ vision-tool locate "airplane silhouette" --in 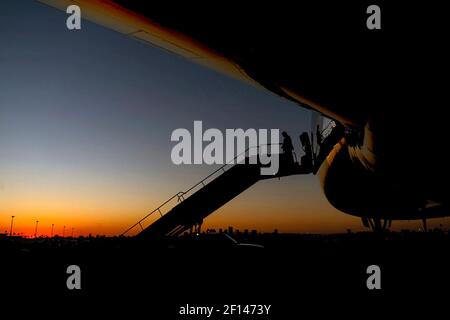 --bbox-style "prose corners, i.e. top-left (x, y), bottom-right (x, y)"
top-left (39, 1), bottom-right (450, 233)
